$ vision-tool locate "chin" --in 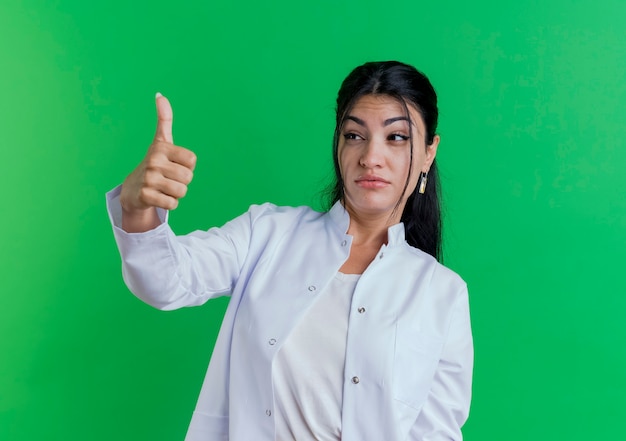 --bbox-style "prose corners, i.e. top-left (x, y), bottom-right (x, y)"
top-left (349, 201), bottom-right (400, 218)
